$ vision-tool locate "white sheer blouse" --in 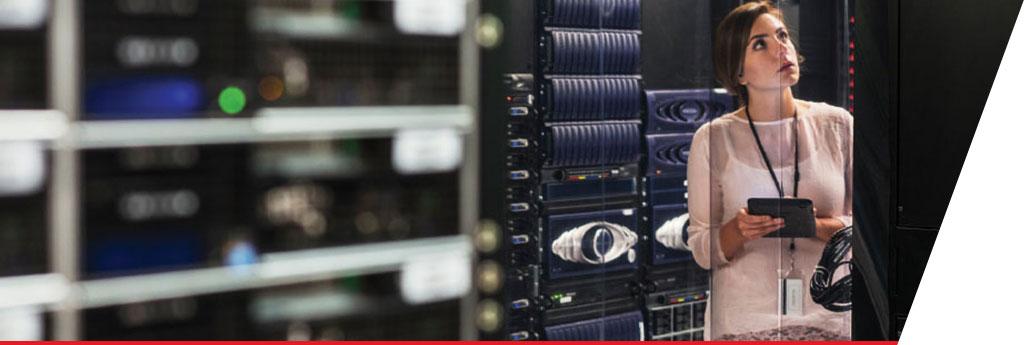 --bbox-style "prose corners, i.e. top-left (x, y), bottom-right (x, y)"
top-left (686, 100), bottom-right (853, 339)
